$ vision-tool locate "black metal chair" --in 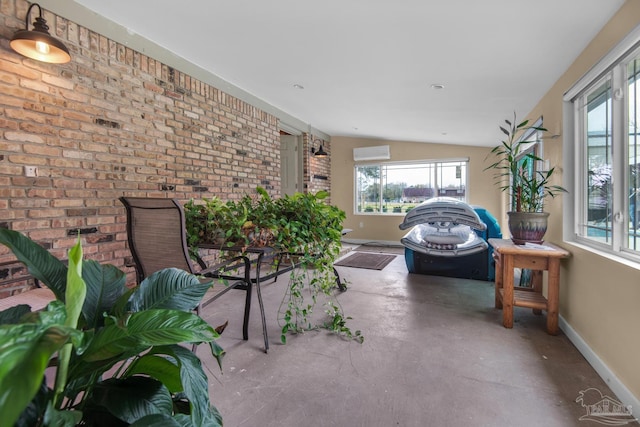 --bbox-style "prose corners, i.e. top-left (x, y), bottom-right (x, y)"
top-left (119, 197), bottom-right (262, 348)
